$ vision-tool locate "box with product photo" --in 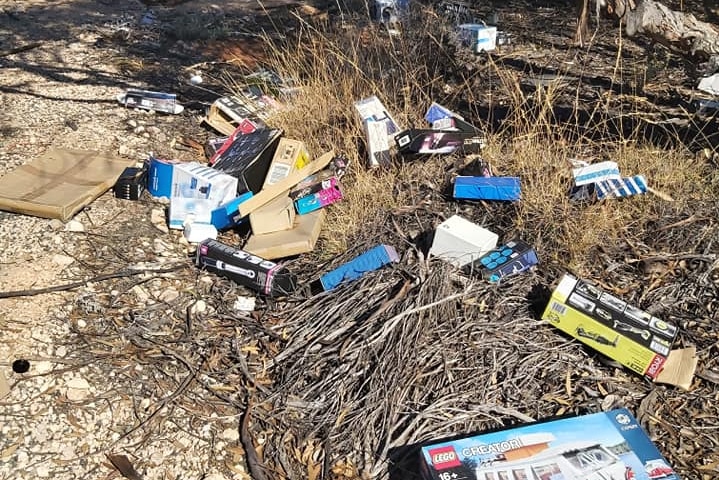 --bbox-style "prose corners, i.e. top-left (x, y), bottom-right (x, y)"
top-left (294, 177), bottom-right (343, 215)
top-left (463, 239), bottom-right (538, 283)
top-left (168, 162), bottom-right (238, 229)
top-left (263, 138), bottom-right (311, 189)
top-left (249, 194), bottom-right (296, 235)
top-left (354, 95), bottom-right (401, 142)
top-left (420, 408), bottom-right (680, 480)
top-left (428, 215), bottom-right (498, 268)
top-left (542, 273), bottom-right (697, 388)
top-left (457, 24), bottom-right (497, 53)
top-left (204, 95), bottom-right (264, 136)
top-left (196, 239), bottom-right (297, 297)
